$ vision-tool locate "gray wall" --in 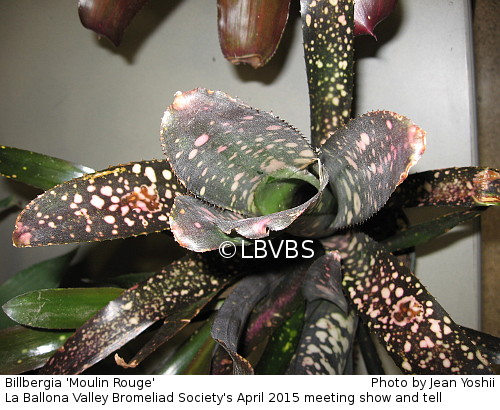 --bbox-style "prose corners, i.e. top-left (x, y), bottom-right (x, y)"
top-left (1, 0), bottom-right (479, 333)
